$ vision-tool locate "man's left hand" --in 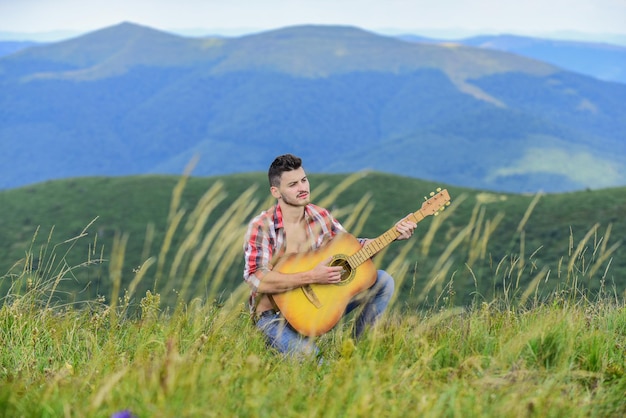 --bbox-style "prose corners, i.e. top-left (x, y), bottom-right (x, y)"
top-left (395, 217), bottom-right (417, 240)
